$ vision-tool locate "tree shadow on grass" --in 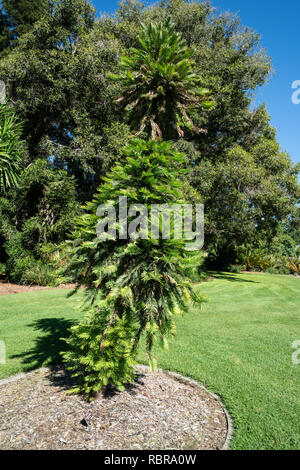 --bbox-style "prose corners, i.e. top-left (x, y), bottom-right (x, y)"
top-left (11, 317), bottom-right (146, 401)
top-left (208, 271), bottom-right (259, 283)
top-left (10, 317), bottom-right (75, 371)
